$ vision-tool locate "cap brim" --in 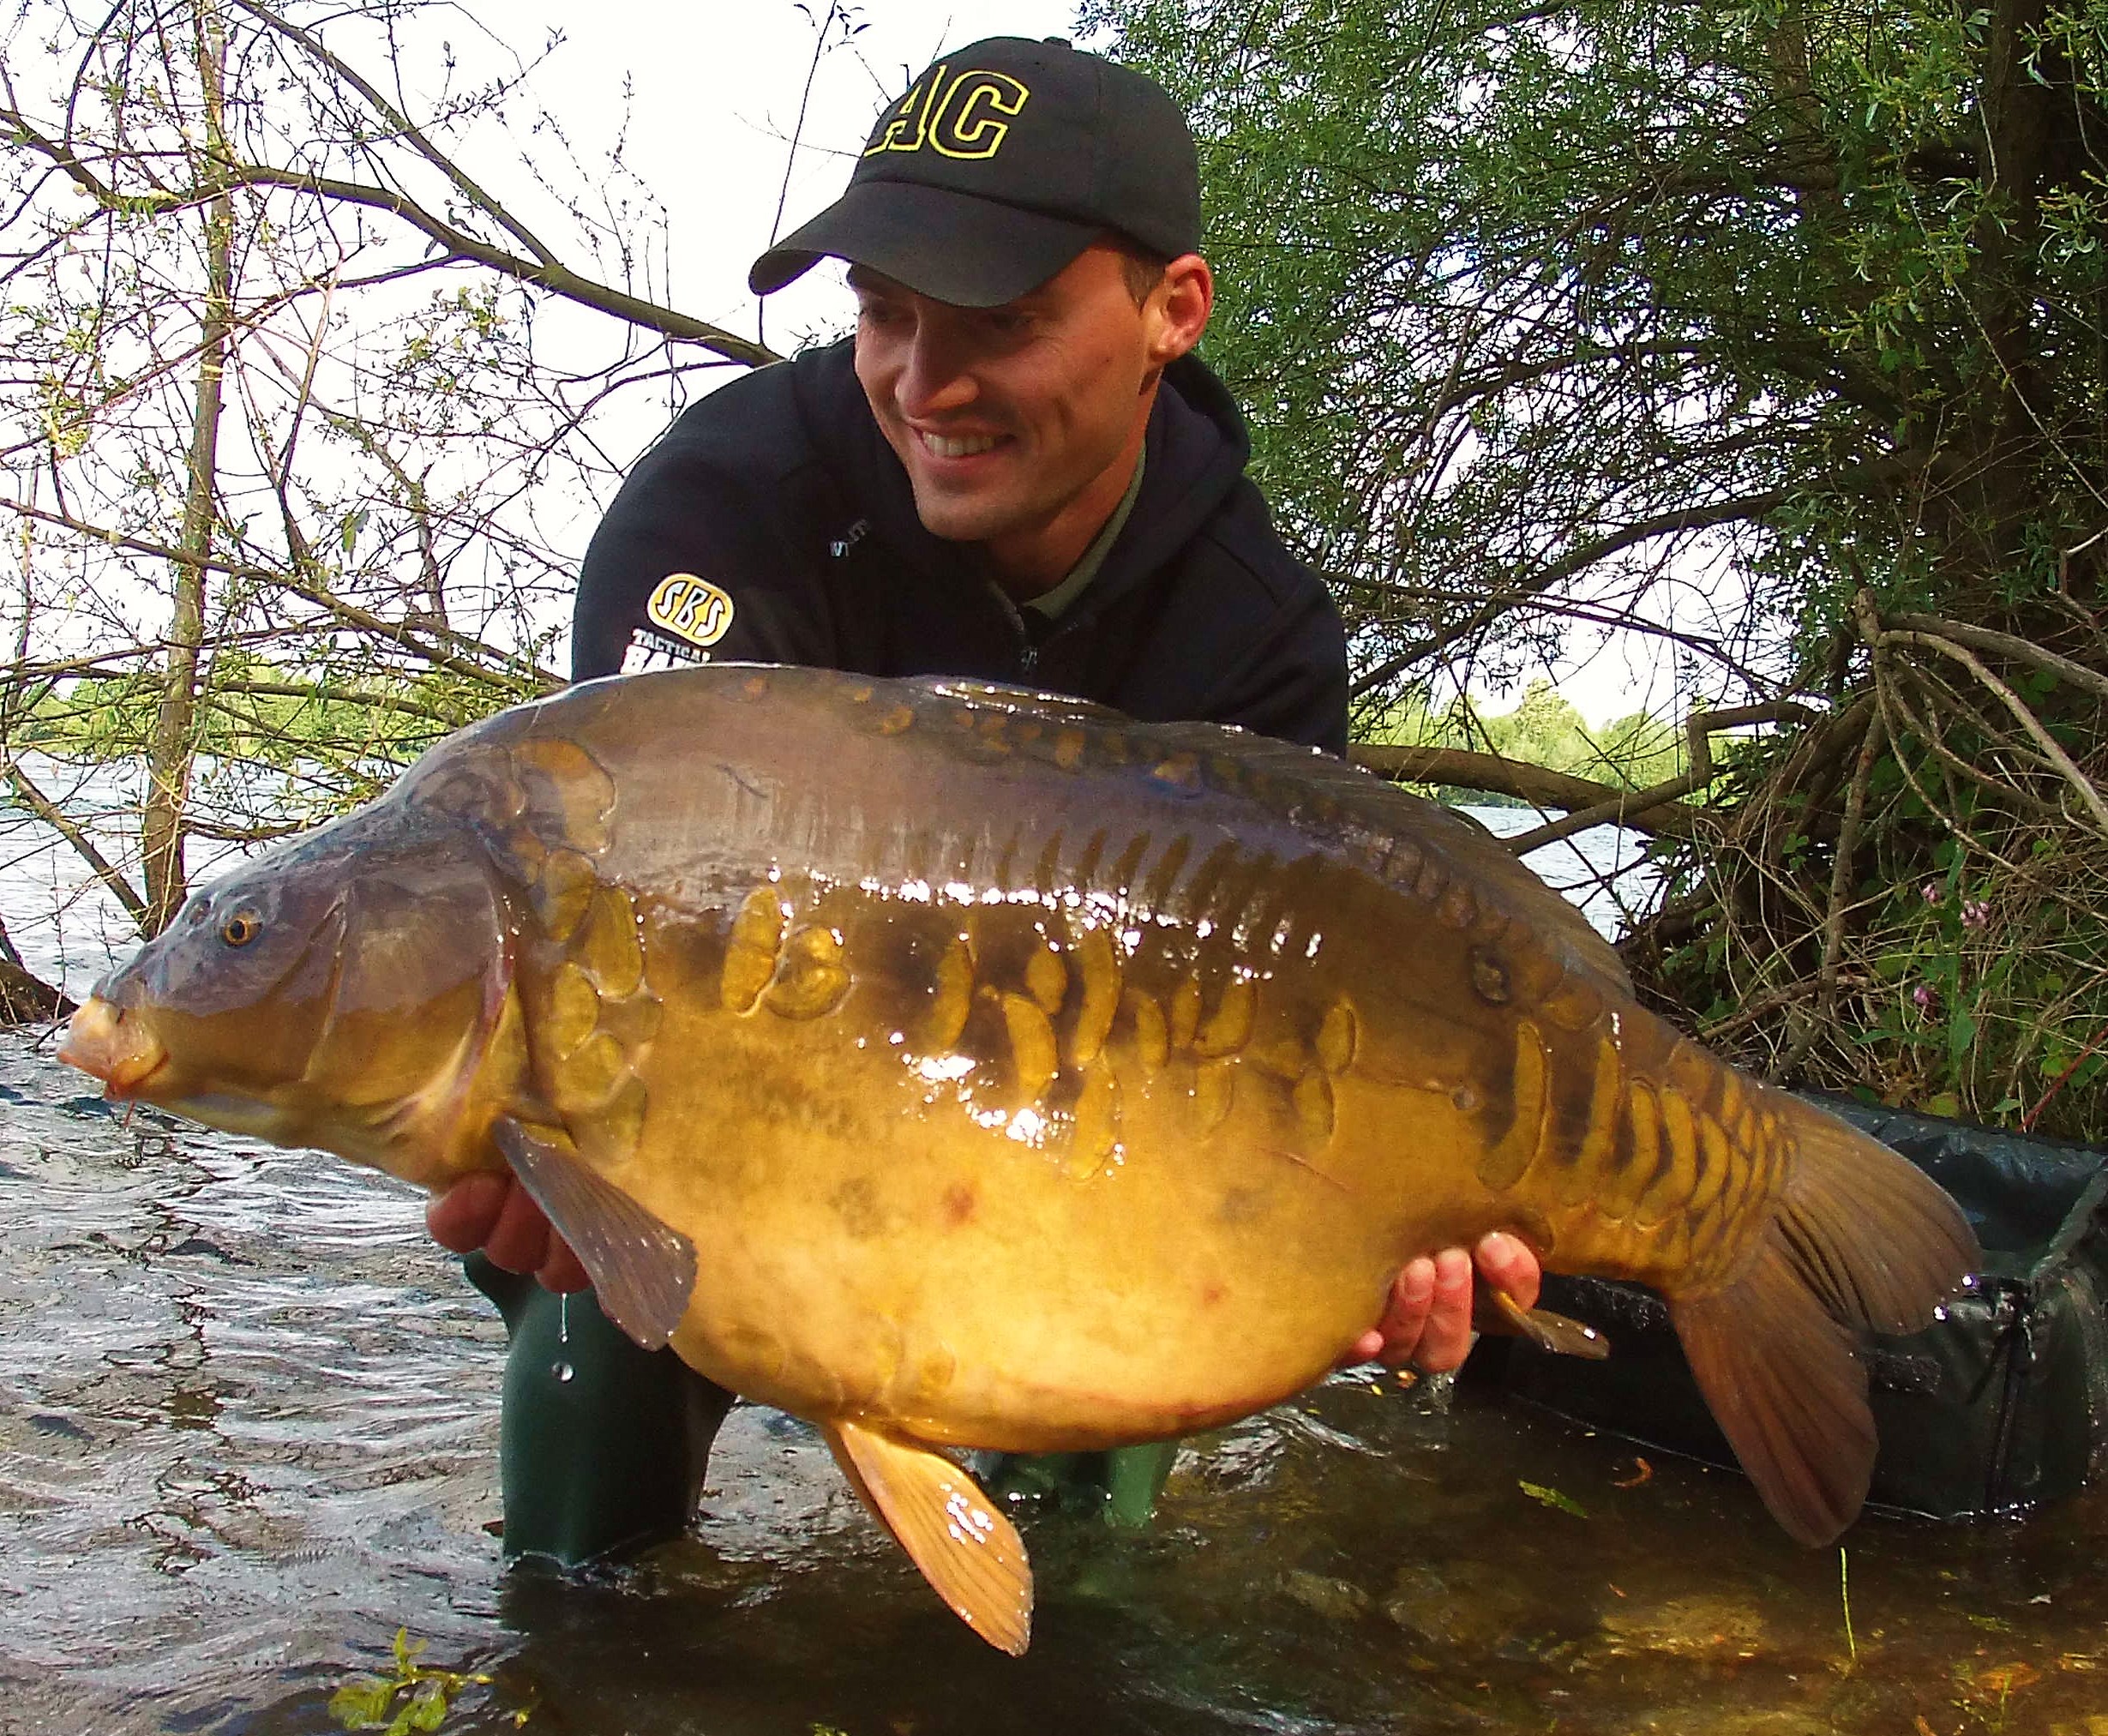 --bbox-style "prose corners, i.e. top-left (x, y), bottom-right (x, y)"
top-left (748, 181), bottom-right (1099, 308)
